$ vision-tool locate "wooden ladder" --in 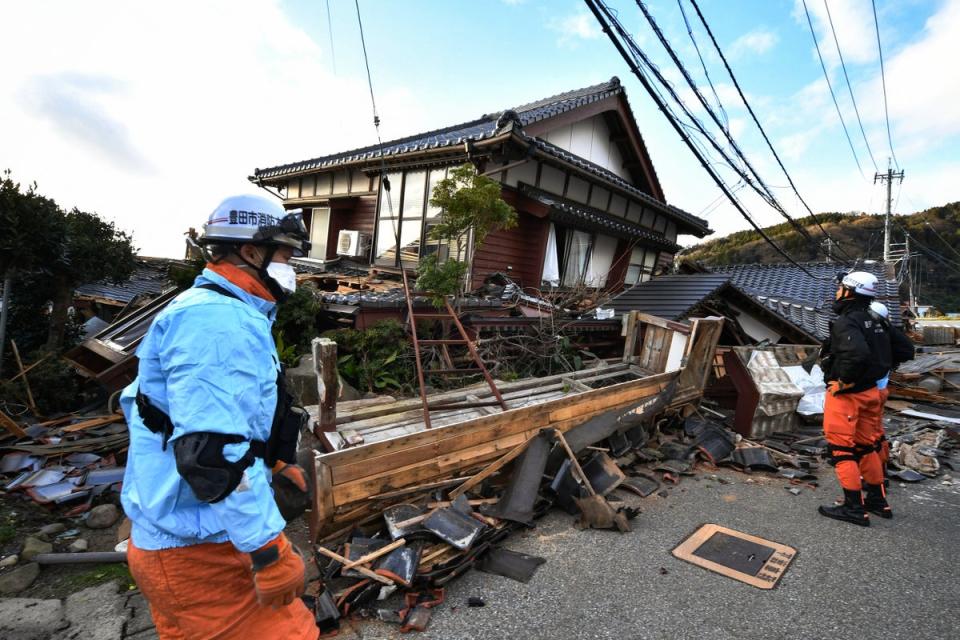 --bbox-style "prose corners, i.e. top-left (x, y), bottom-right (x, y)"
top-left (401, 269), bottom-right (507, 429)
